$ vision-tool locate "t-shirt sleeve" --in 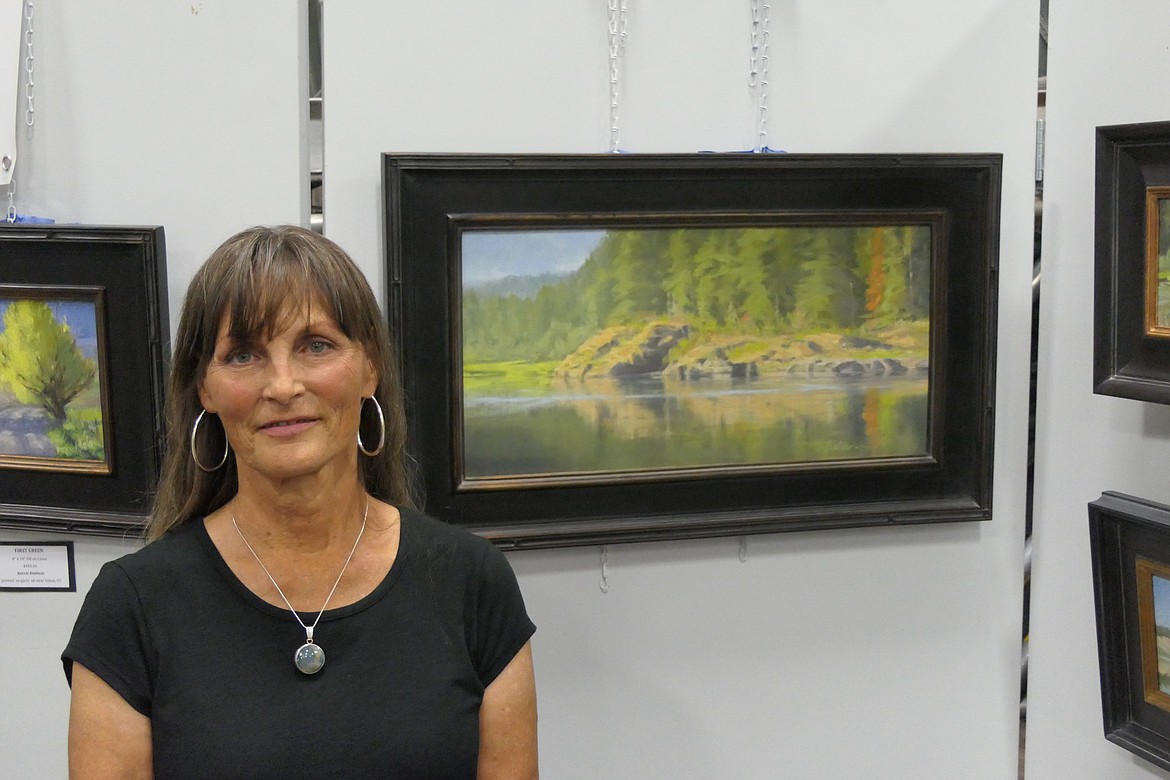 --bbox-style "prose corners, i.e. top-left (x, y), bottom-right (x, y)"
top-left (61, 560), bottom-right (155, 717)
top-left (470, 542), bottom-right (536, 688)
